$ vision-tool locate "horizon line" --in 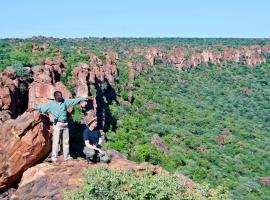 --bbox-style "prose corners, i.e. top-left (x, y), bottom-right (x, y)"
top-left (0, 36), bottom-right (270, 40)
